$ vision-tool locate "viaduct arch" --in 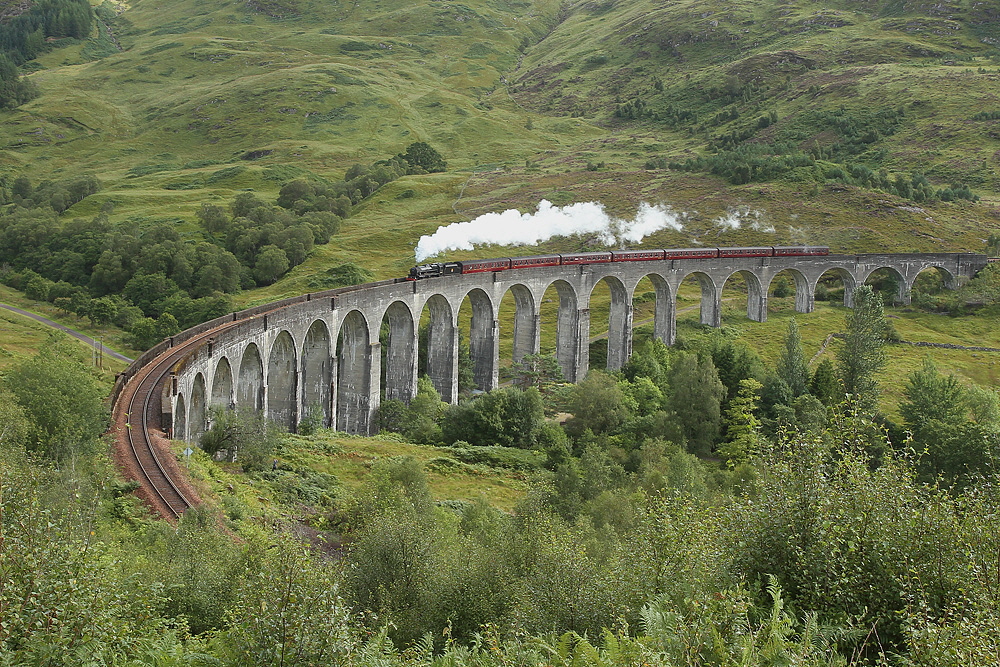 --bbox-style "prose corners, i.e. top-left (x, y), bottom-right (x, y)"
top-left (140, 252), bottom-right (985, 440)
